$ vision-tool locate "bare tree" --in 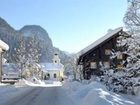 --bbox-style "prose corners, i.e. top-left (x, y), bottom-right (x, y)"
top-left (14, 35), bottom-right (27, 78)
top-left (124, 0), bottom-right (140, 33)
top-left (25, 35), bottom-right (41, 77)
top-left (14, 35), bottom-right (41, 78)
